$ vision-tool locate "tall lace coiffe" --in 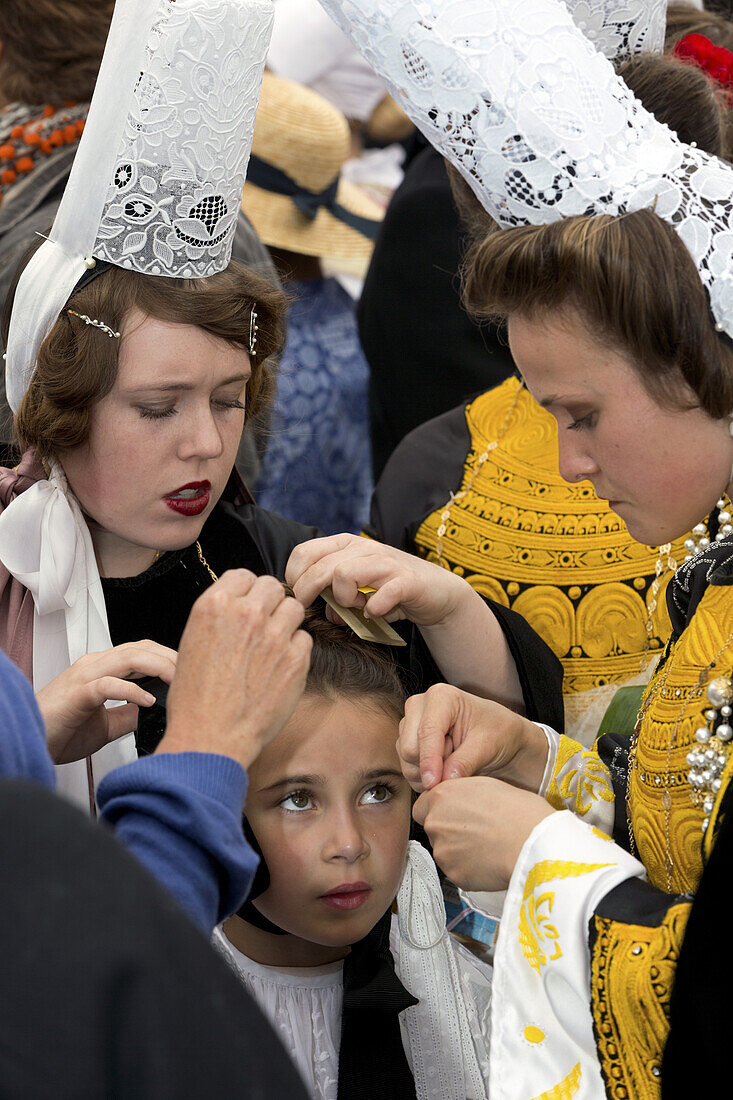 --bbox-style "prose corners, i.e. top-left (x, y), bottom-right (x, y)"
top-left (5, 0), bottom-right (273, 413)
top-left (316, 0), bottom-right (733, 341)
